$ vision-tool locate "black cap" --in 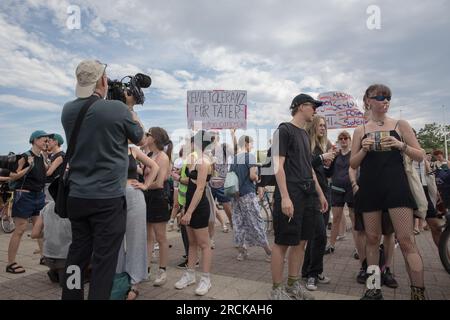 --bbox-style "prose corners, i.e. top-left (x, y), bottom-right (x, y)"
top-left (290, 93), bottom-right (323, 110)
